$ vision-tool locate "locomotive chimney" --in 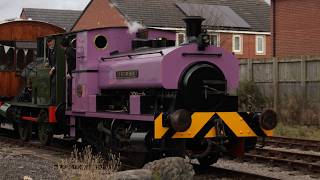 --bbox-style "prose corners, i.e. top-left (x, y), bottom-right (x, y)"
top-left (183, 16), bottom-right (205, 43)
